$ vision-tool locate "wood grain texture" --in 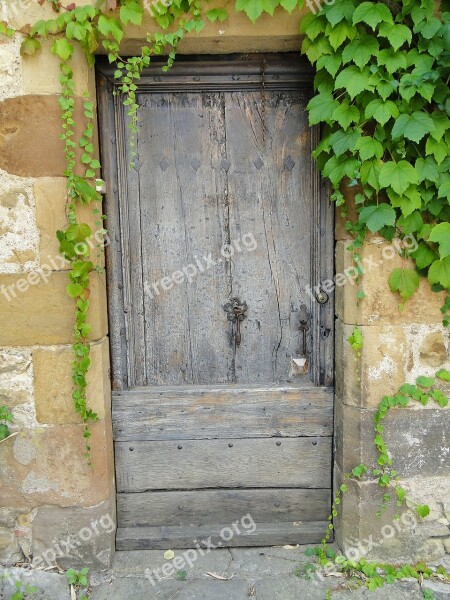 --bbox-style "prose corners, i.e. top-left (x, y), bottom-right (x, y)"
top-left (116, 521), bottom-right (327, 550)
top-left (112, 384), bottom-right (333, 440)
top-left (115, 437), bottom-right (332, 492)
top-left (117, 488), bottom-right (331, 527)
